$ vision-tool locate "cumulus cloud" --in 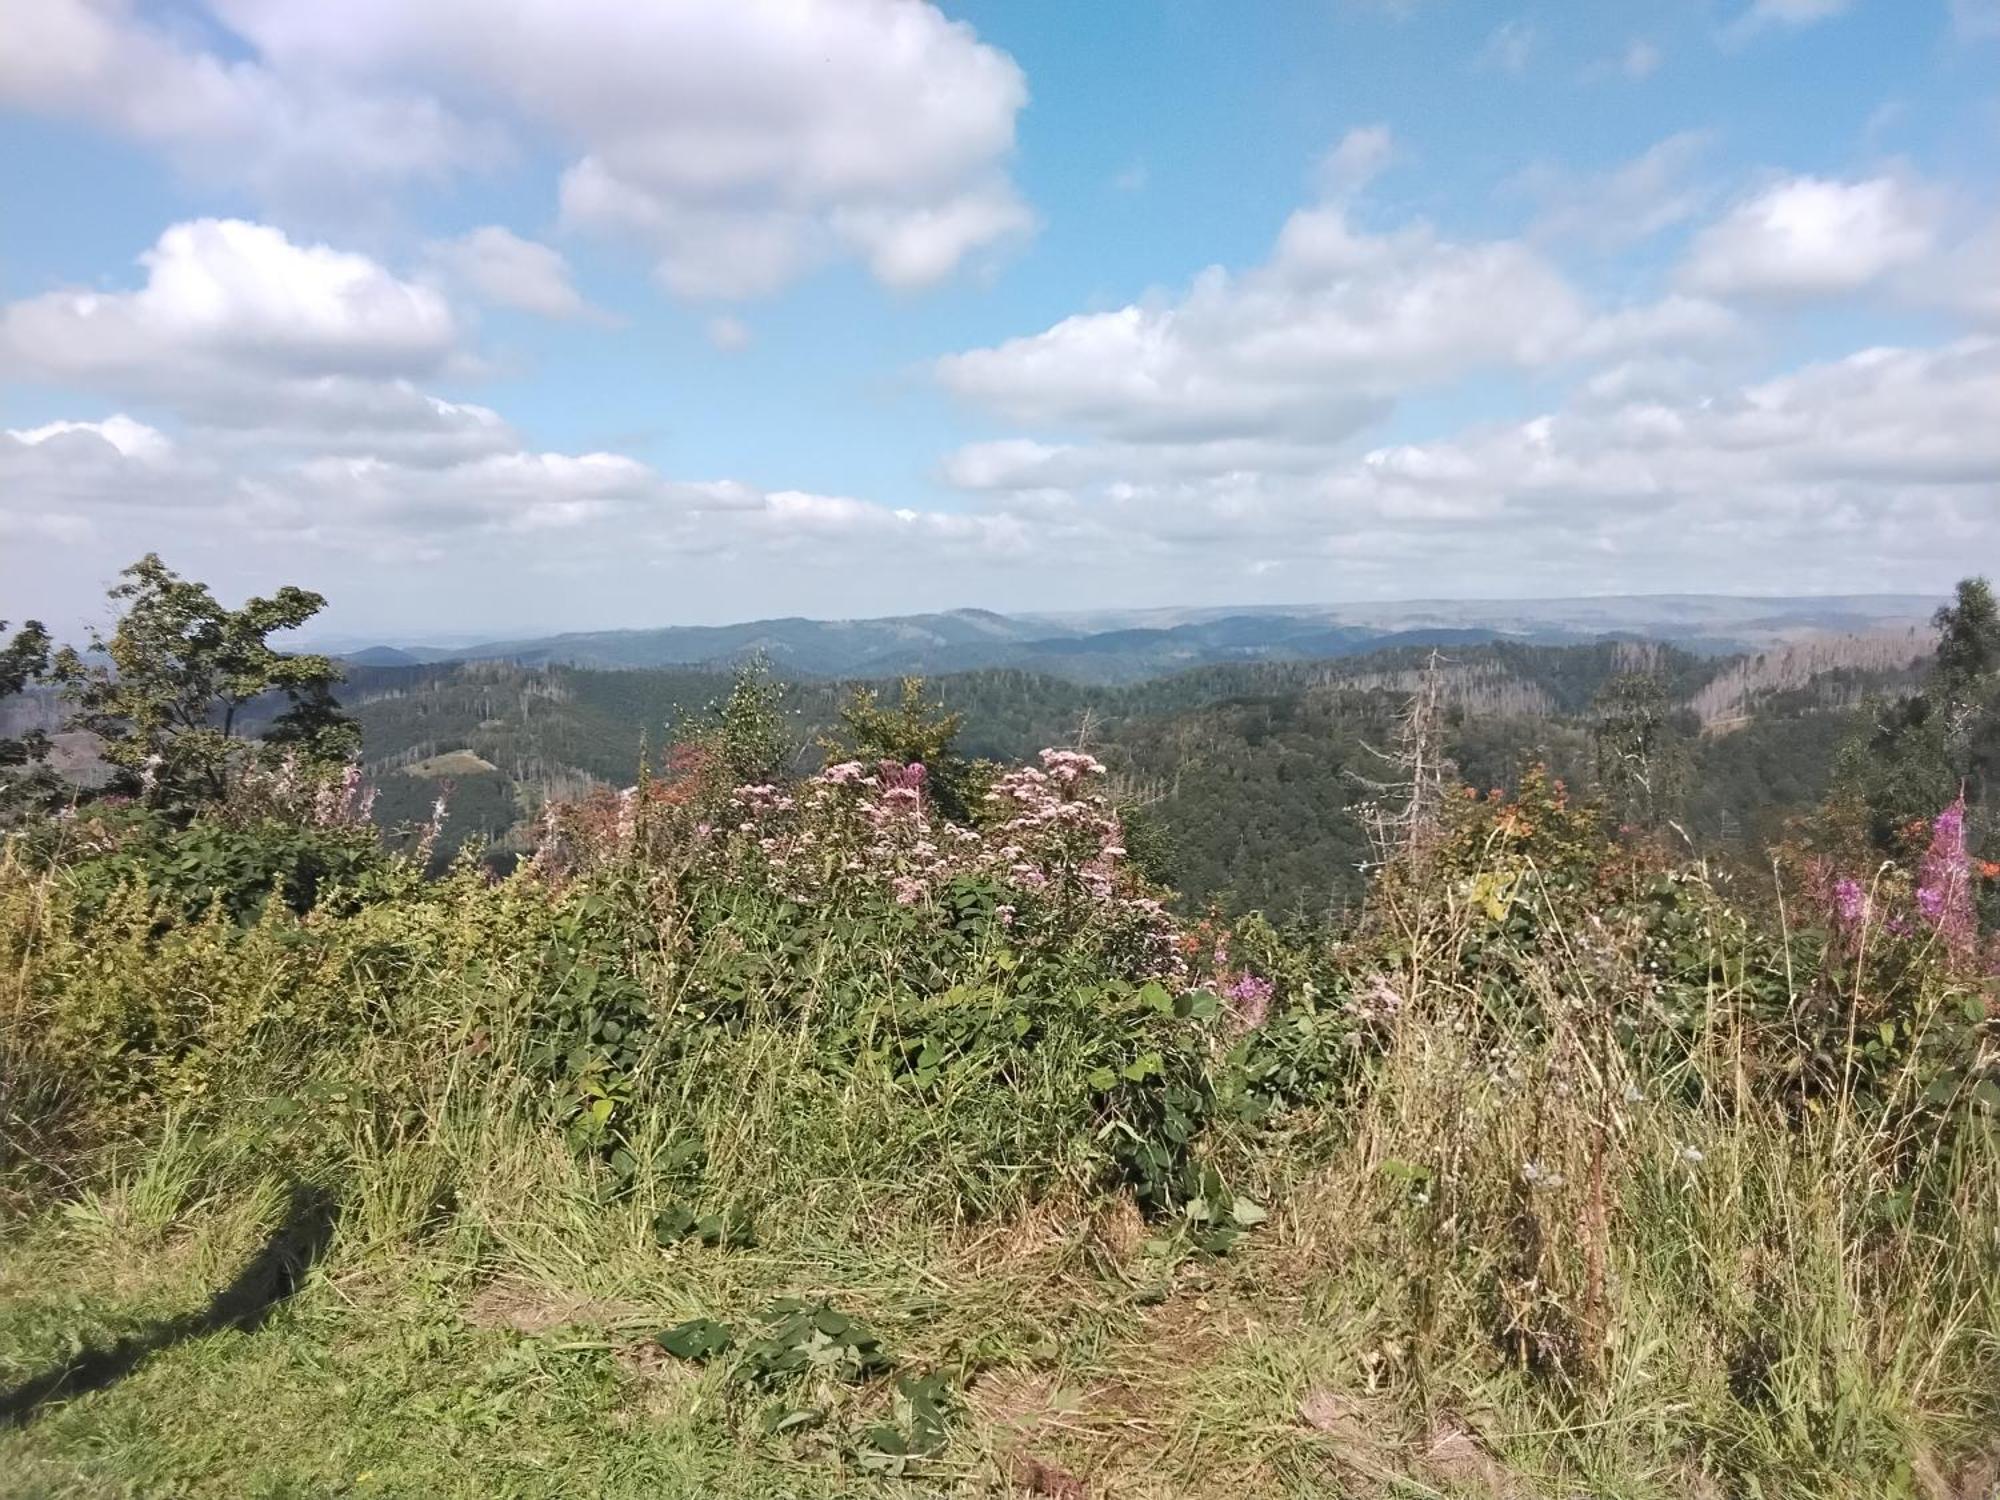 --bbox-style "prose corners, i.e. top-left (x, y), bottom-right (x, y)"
top-left (8, 414), bottom-right (174, 463)
top-left (0, 0), bottom-right (496, 203)
top-left (1681, 176), bottom-right (1937, 300)
top-left (0, 0), bottom-right (1033, 299)
top-left (426, 227), bottom-right (604, 322)
top-left (3, 218), bottom-right (457, 389)
top-left (938, 201), bottom-right (1736, 449)
top-left (935, 336), bottom-right (2000, 597)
